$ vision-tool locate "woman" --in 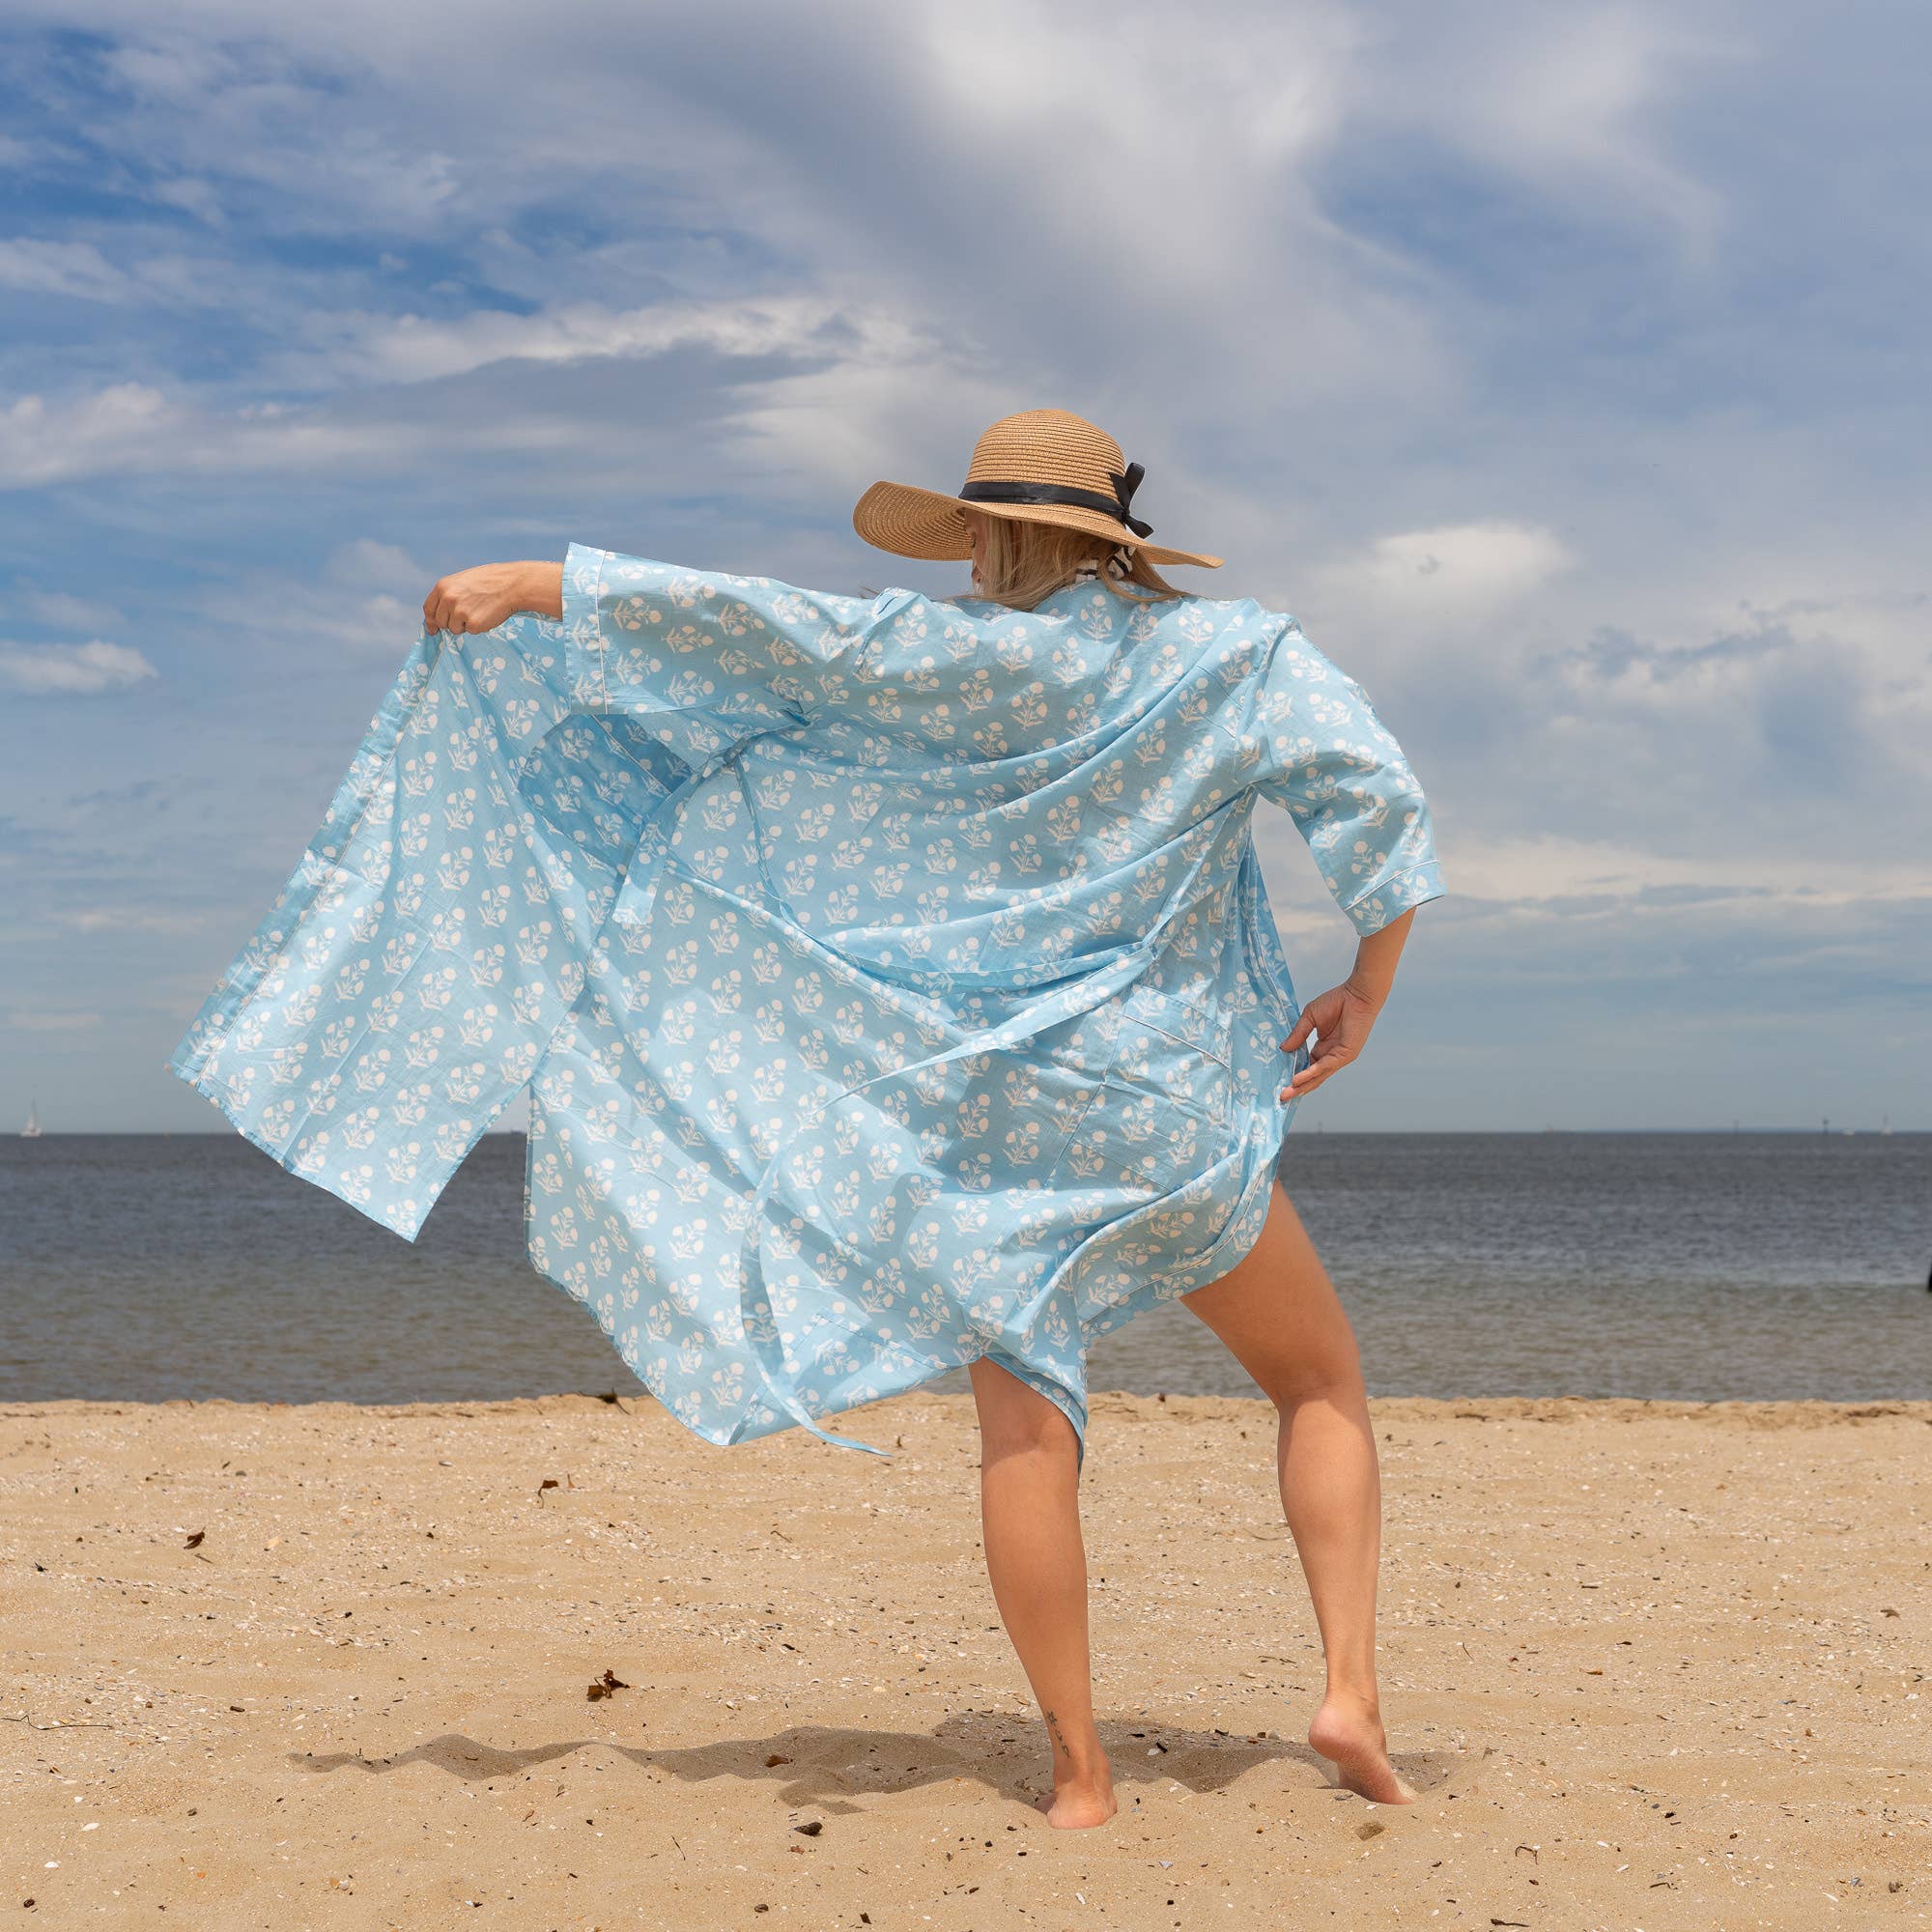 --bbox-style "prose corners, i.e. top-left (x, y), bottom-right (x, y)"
top-left (171, 409), bottom-right (1443, 1830)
